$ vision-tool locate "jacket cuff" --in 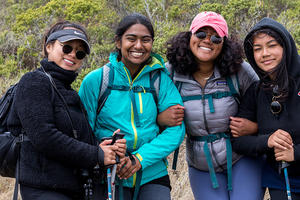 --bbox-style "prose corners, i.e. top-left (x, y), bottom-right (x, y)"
top-left (259, 134), bottom-right (272, 154)
top-left (97, 147), bottom-right (104, 166)
top-left (294, 144), bottom-right (300, 161)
